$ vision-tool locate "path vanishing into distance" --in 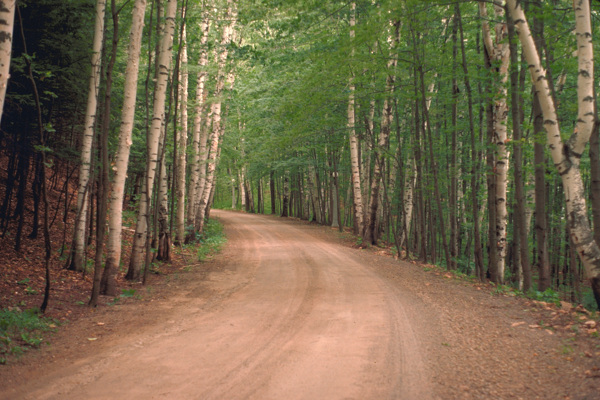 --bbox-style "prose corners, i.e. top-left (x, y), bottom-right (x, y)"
top-left (2, 211), bottom-right (599, 399)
